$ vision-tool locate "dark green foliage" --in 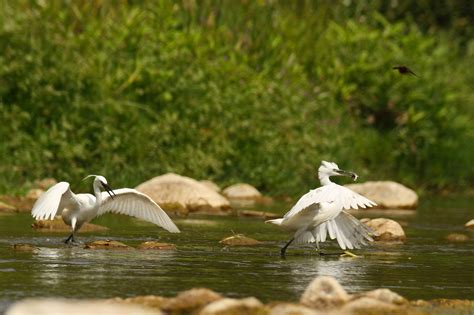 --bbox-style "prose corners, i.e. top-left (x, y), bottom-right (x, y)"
top-left (0, 1), bottom-right (473, 195)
